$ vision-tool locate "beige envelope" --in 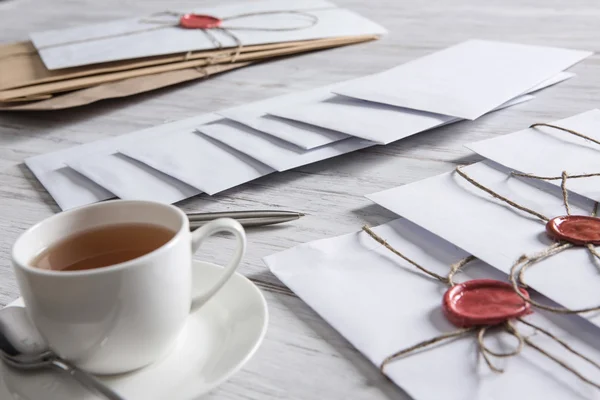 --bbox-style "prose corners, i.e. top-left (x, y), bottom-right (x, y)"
top-left (0, 62), bottom-right (249, 111)
top-left (0, 35), bottom-right (378, 92)
top-left (0, 35), bottom-right (378, 110)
